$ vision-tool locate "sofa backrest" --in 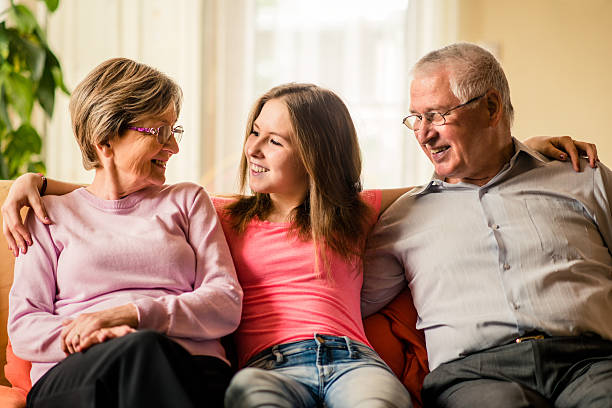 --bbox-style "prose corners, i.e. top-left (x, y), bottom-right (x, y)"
top-left (0, 180), bottom-right (16, 386)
